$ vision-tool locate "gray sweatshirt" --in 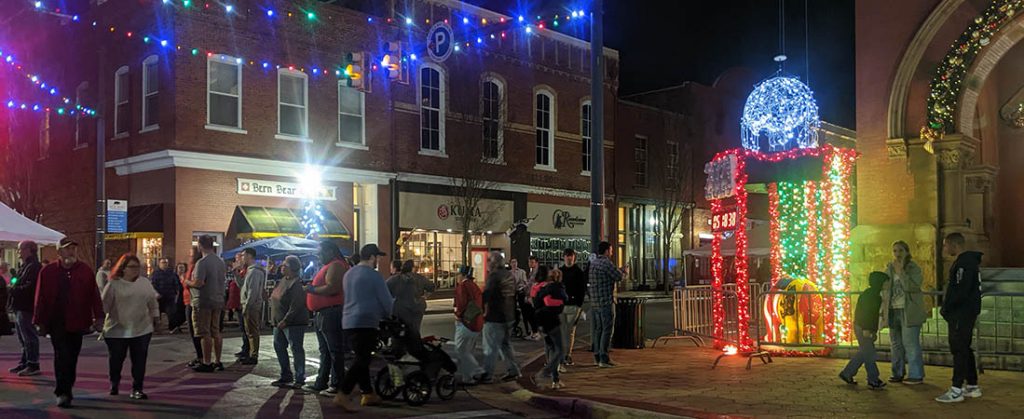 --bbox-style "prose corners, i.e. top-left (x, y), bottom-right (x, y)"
top-left (241, 265), bottom-right (267, 313)
top-left (271, 278), bottom-right (309, 326)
